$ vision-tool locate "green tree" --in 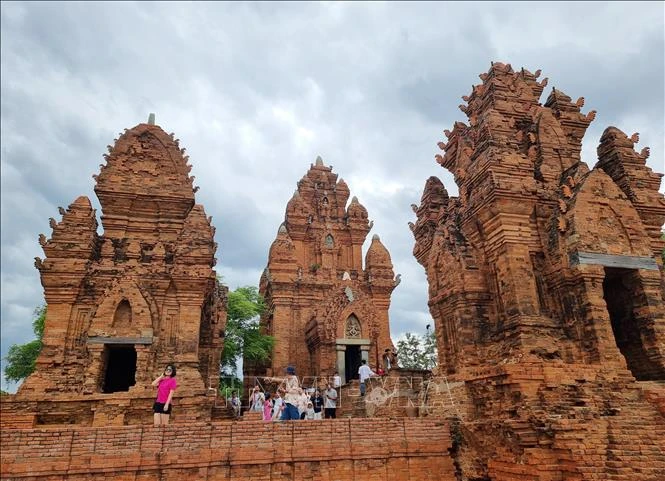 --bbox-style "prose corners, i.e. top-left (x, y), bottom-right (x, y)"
top-left (422, 326), bottom-right (438, 370)
top-left (3, 305), bottom-right (46, 383)
top-left (221, 286), bottom-right (274, 376)
top-left (396, 327), bottom-right (437, 370)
